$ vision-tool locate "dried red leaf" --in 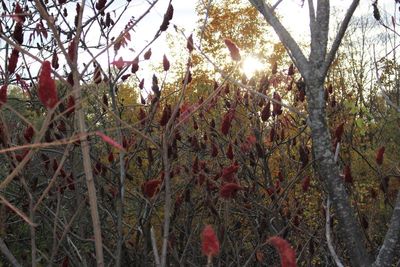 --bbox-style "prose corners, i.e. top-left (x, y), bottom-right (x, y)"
top-left (24, 125), bottom-right (34, 143)
top-left (220, 182), bottom-right (243, 199)
top-left (143, 48), bottom-right (152, 60)
top-left (224, 39), bottom-right (241, 61)
top-left (376, 146), bottom-right (385, 165)
top-left (201, 225), bottom-right (220, 257)
top-left (8, 48), bottom-right (19, 74)
top-left (160, 3), bottom-right (174, 31)
top-left (38, 61), bottom-right (58, 109)
top-left (163, 54), bottom-right (170, 71)
top-left (266, 236), bottom-right (297, 267)
top-left (96, 131), bottom-right (125, 151)
top-left (0, 85), bottom-right (7, 108)
top-left (94, 65), bottom-right (102, 84)
top-left (187, 34), bottom-right (194, 53)
top-left (142, 179), bottom-right (161, 198)
top-left (112, 57), bottom-right (125, 70)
